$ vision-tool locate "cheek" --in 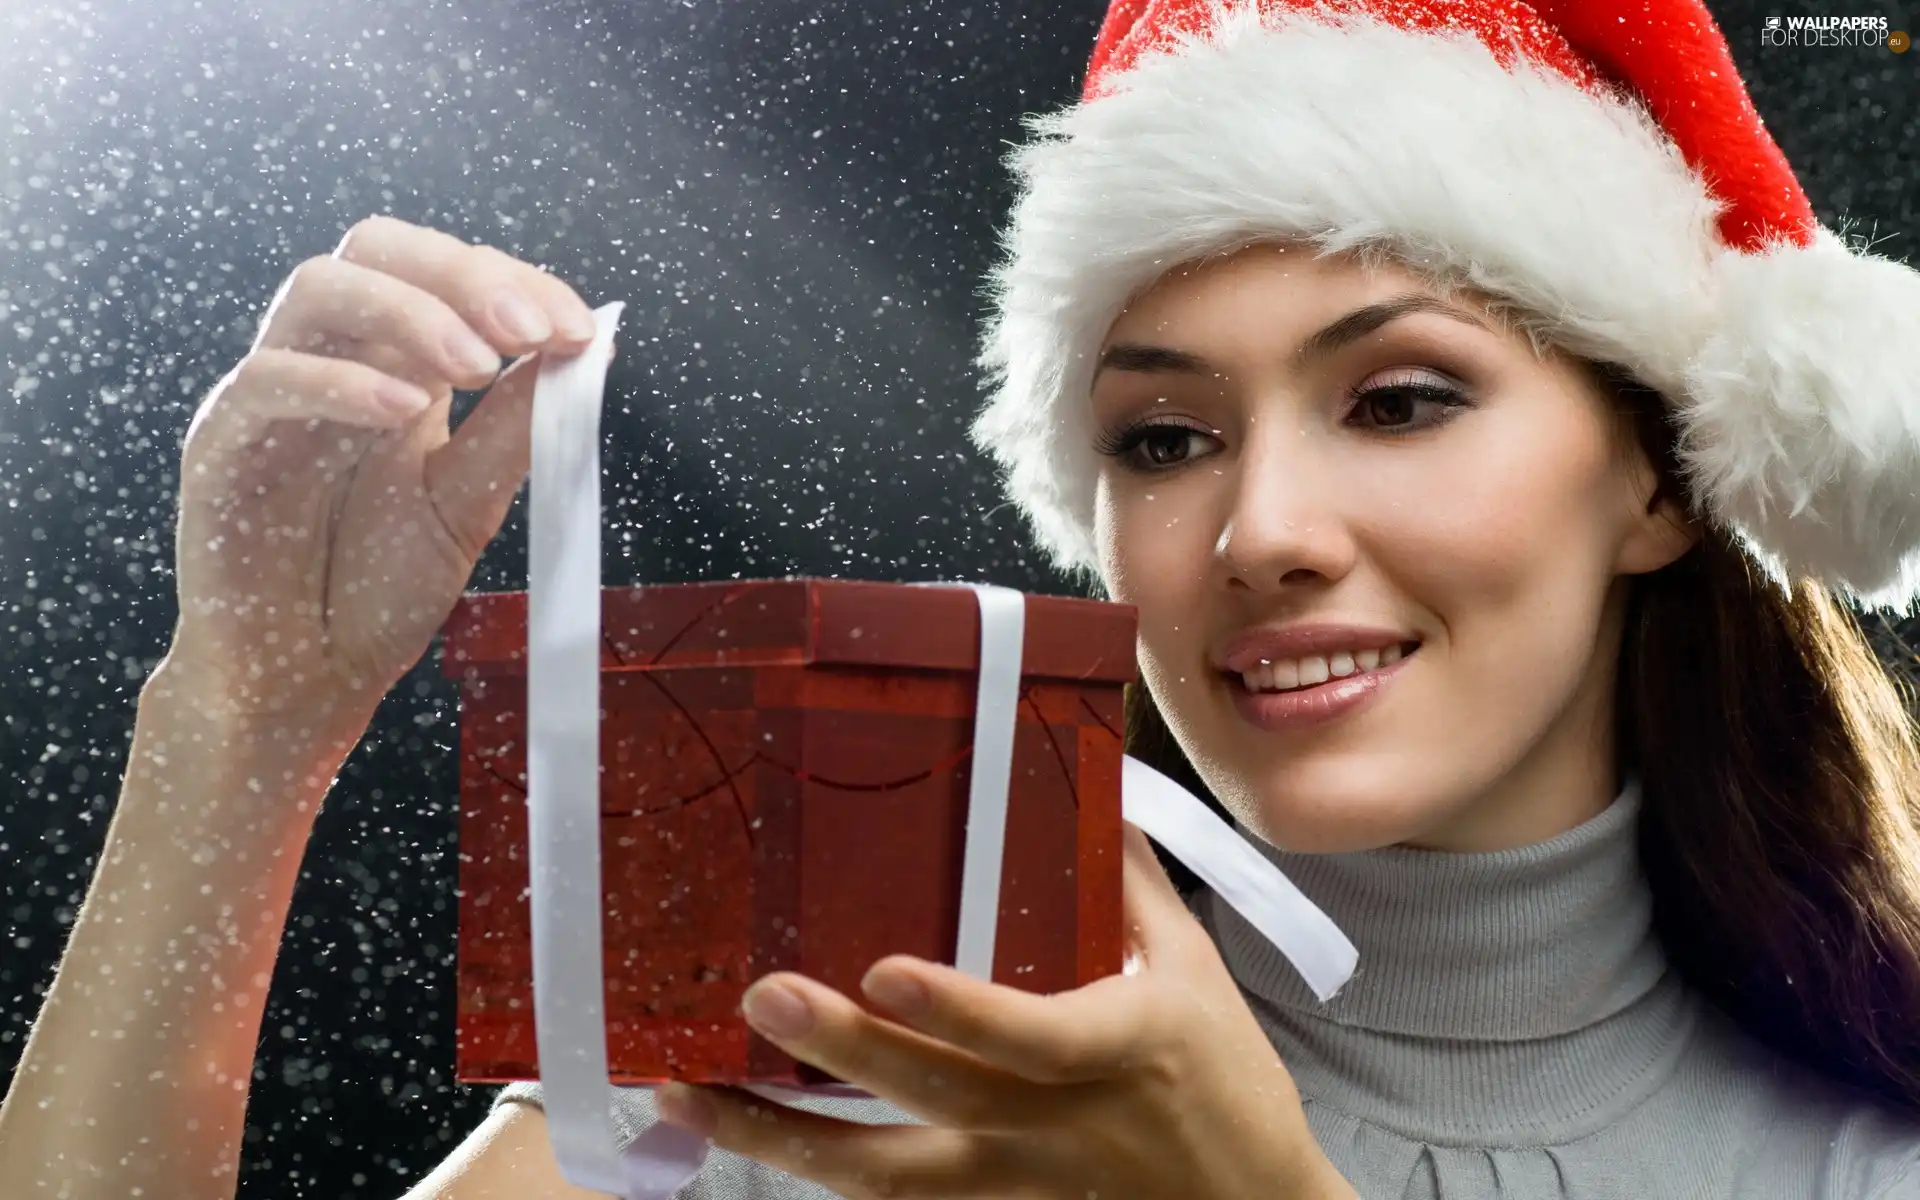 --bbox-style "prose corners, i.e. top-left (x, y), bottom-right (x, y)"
top-left (1363, 410), bottom-right (1622, 659)
top-left (1096, 471), bottom-right (1222, 687)
top-left (1095, 471), bottom-right (1219, 606)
